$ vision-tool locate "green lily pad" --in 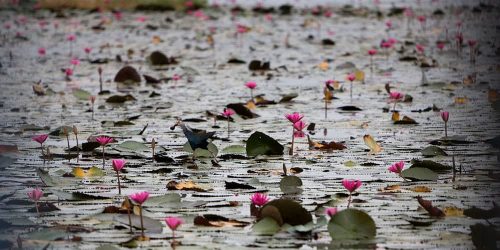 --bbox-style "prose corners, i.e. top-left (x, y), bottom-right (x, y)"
top-left (246, 132), bottom-right (284, 157)
top-left (115, 141), bottom-right (150, 152)
top-left (328, 209), bottom-right (376, 240)
top-left (344, 160), bottom-right (357, 167)
top-left (143, 193), bottom-right (181, 206)
top-left (221, 145), bottom-right (246, 154)
top-left (27, 228), bottom-right (68, 241)
top-left (410, 160), bottom-right (451, 172)
top-left (401, 167), bottom-right (438, 181)
top-left (279, 175), bottom-right (303, 194)
top-left (421, 146), bottom-right (447, 157)
top-left (252, 217), bottom-right (281, 235)
top-left (288, 216), bottom-right (328, 233)
top-left (72, 88), bottom-right (91, 100)
top-left (261, 199), bottom-right (312, 226)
